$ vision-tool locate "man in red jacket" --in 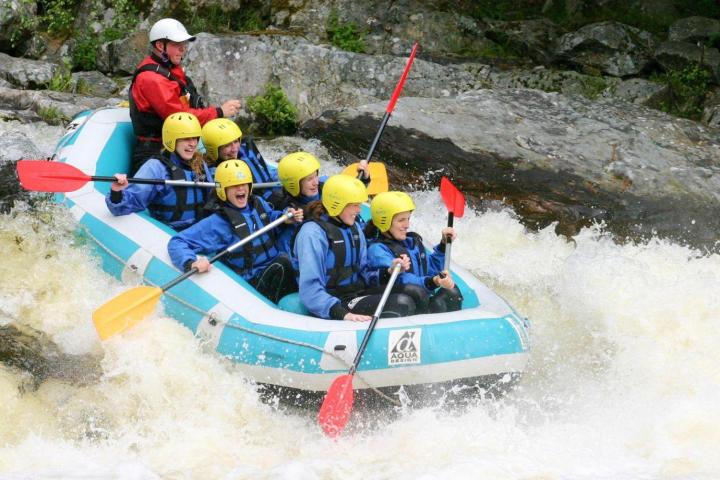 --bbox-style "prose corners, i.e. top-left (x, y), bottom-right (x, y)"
top-left (129, 18), bottom-right (241, 173)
